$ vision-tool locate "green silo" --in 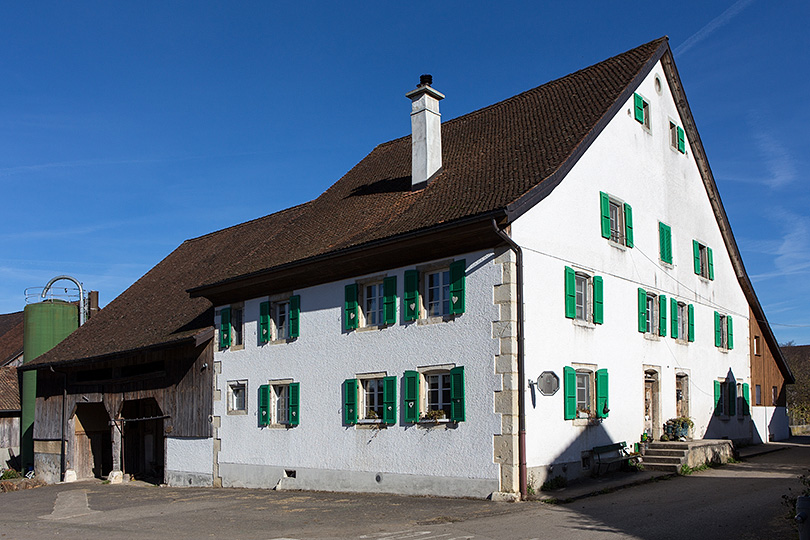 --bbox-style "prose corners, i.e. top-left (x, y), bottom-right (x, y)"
top-left (21, 300), bottom-right (78, 470)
